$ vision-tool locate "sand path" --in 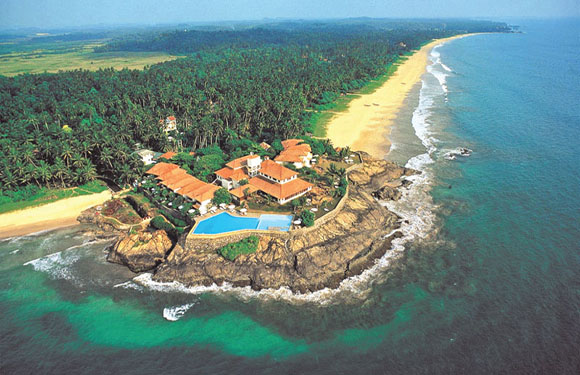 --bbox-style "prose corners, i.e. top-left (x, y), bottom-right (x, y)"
top-left (0, 190), bottom-right (112, 239)
top-left (326, 34), bottom-right (476, 158)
